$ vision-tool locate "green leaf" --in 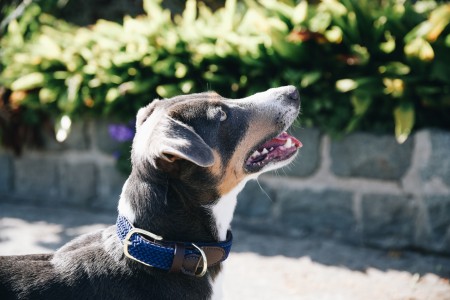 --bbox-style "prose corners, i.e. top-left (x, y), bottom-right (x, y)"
top-left (406, 4), bottom-right (450, 42)
top-left (260, 0), bottom-right (293, 20)
top-left (321, 0), bottom-right (347, 16)
top-left (39, 87), bottom-right (58, 104)
top-left (383, 78), bottom-right (404, 98)
top-left (446, 34), bottom-right (450, 46)
top-left (336, 79), bottom-right (357, 92)
top-left (378, 62), bottom-right (410, 76)
top-left (351, 44), bottom-right (369, 65)
top-left (156, 84), bottom-right (181, 98)
top-left (404, 38), bottom-right (435, 61)
top-left (393, 104), bottom-right (415, 144)
top-left (325, 26), bottom-right (343, 43)
top-left (292, 1), bottom-right (308, 25)
top-left (380, 31), bottom-right (396, 53)
top-left (223, 0), bottom-right (237, 31)
top-left (308, 11), bottom-right (332, 33)
top-left (182, 0), bottom-right (197, 25)
top-left (106, 88), bottom-right (120, 103)
top-left (301, 71), bottom-right (321, 88)
top-left (11, 72), bottom-right (45, 90)
top-left (351, 93), bottom-right (372, 116)
top-left (66, 74), bottom-right (83, 102)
